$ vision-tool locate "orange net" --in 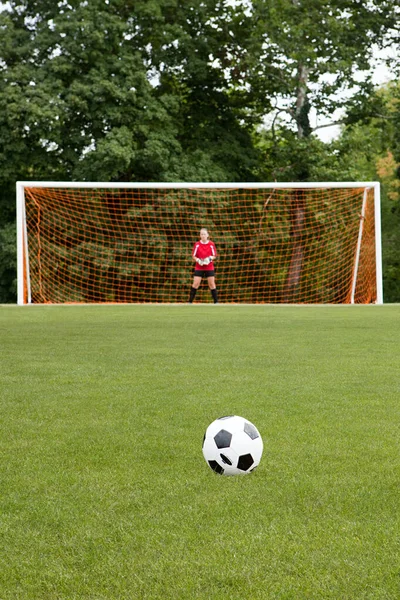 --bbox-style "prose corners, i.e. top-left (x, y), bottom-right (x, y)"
top-left (22, 185), bottom-right (377, 304)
